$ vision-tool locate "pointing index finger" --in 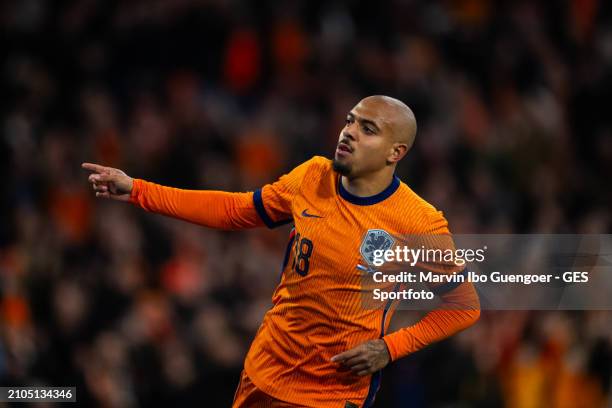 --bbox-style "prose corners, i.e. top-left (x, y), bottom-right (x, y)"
top-left (81, 162), bottom-right (107, 173)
